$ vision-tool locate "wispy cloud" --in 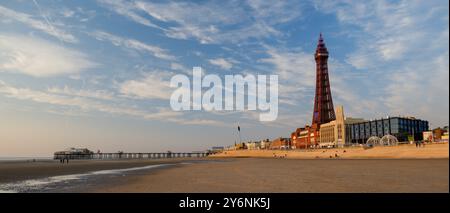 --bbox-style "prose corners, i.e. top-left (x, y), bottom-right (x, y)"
top-left (0, 5), bottom-right (77, 43)
top-left (90, 30), bottom-right (176, 60)
top-left (315, 0), bottom-right (448, 68)
top-left (259, 46), bottom-right (315, 106)
top-left (98, 0), bottom-right (302, 44)
top-left (47, 86), bottom-right (116, 101)
top-left (0, 34), bottom-right (97, 77)
top-left (170, 62), bottom-right (191, 75)
top-left (247, 0), bottom-right (304, 24)
top-left (314, 0), bottom-right (449, 126)
top-left (119, 71), bottom-right (173, 100)
top-left (0, 81), bottom-right (226, 126)
top-left (60, 6), bottom-right (96, 22)
top-left (97, 0), bottom-right (162, 29)
top-left (208, 58), bottom-right (234, 70)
